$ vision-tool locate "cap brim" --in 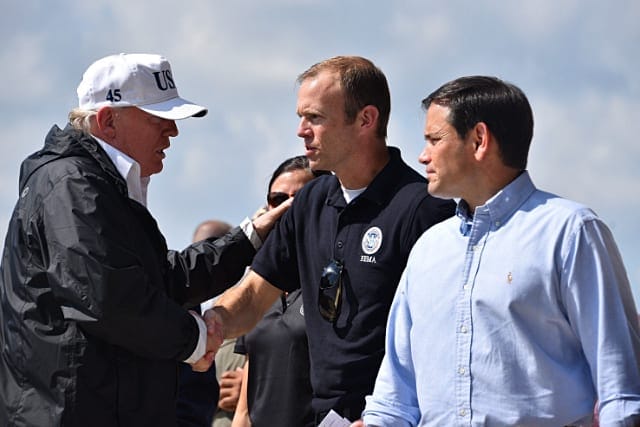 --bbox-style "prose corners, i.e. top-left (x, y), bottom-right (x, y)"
top-left (138, 96), bottom-right (208, 120)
